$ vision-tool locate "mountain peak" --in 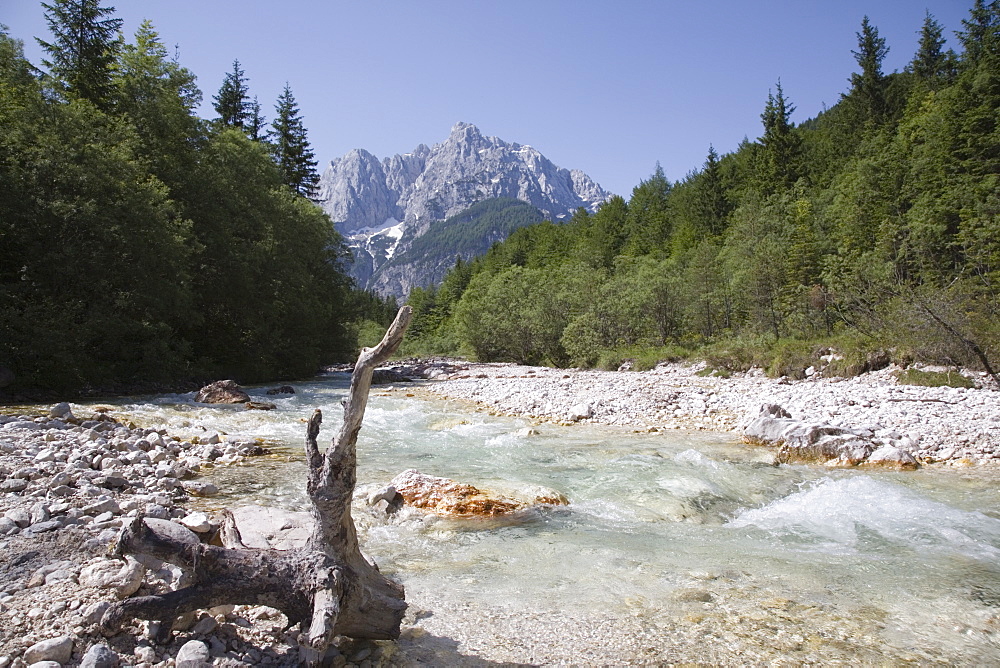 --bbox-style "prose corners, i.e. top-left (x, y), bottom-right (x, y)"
top-left (450, 121), bottom-right (480, 136)
top-left (317, 124), bottom-right (611, 296)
